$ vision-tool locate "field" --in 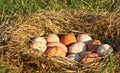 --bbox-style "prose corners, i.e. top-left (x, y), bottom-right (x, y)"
top-left (0, 0), bottom-right (120, 73)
